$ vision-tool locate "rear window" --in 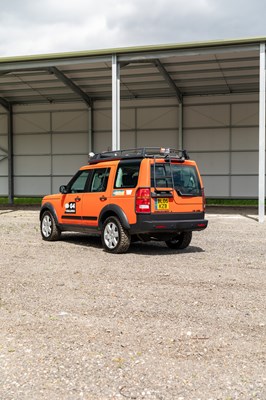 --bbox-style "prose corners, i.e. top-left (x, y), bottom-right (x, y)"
top-left (151, 163), bottom-right (201, 196)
